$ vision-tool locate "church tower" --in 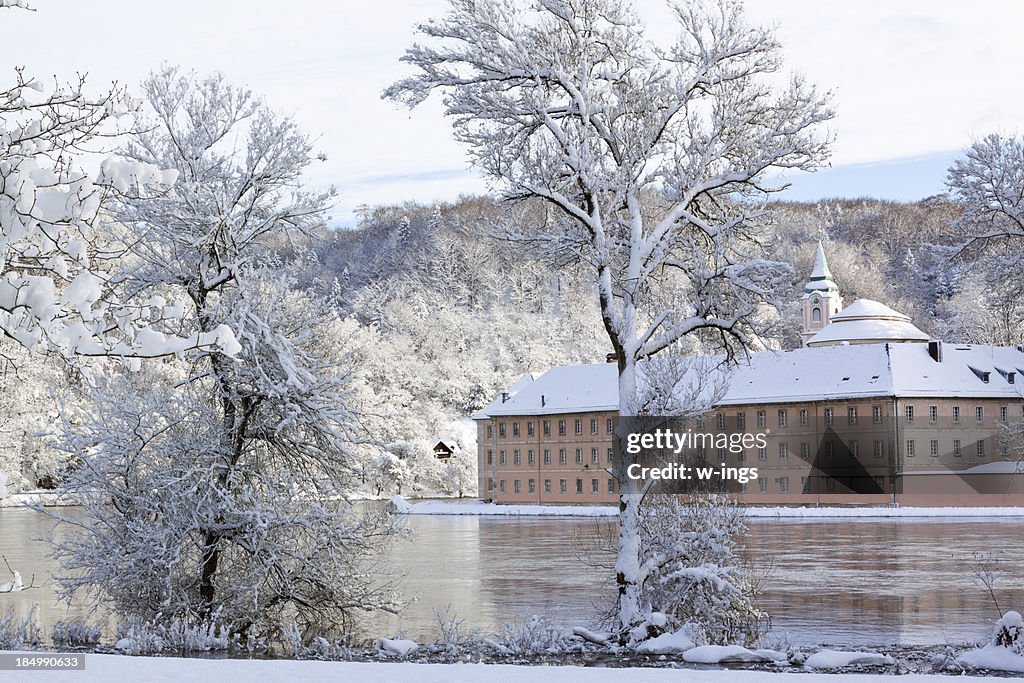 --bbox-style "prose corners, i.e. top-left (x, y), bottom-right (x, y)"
top-left (801, 241), bottom-right (842, 345)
